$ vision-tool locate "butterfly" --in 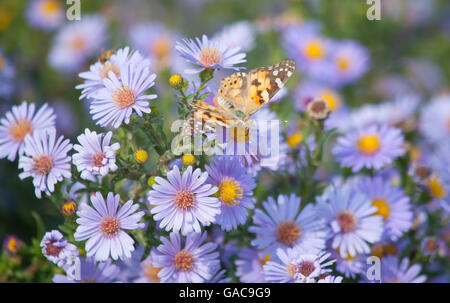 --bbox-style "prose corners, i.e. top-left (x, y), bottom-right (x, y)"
top-left (183, 59), bottom-right (296, 135)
